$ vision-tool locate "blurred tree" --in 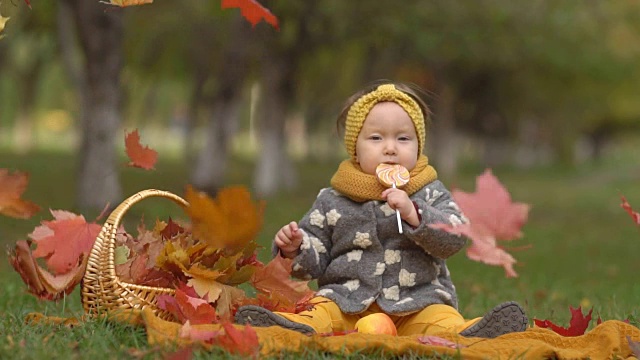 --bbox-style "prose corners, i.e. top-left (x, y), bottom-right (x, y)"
top-left (60, 0), bottom-right (123, 210)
